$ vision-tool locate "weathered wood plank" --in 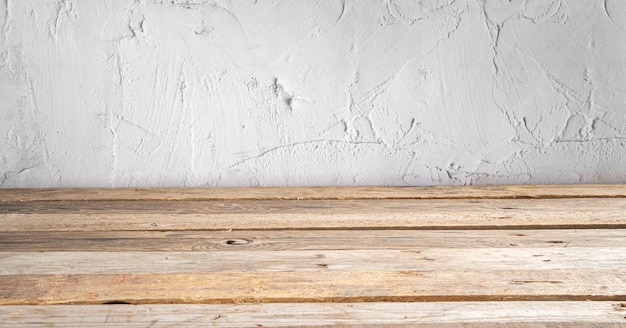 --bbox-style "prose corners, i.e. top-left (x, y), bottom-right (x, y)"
top-left (2, 229), bottom-right (623, 252)
top-left (2, 198), bottom-right (625, 231)
top-left (1, 248), bottom-right (624, 275)
top-left (1, 184), bottom-right (625, 202)
top-left (10, 198), bottom-right (626, 215)
top-left (2, 269), bottom-right (625, 305)
top-left (1, 302), bottom-right (625, 327)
